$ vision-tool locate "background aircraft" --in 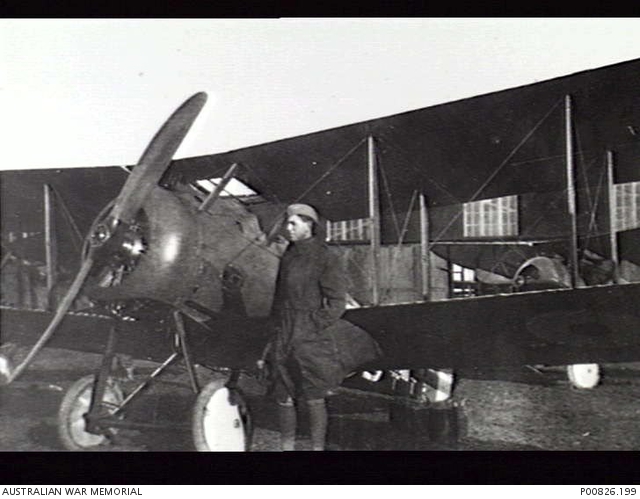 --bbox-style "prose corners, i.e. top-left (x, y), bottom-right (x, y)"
top-left (1, 58), bottom-right (639, 451)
